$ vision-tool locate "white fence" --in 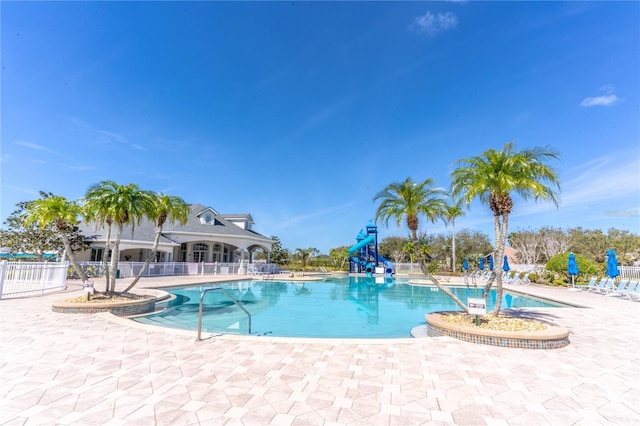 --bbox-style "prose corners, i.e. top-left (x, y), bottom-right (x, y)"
top-left (620, 266), bottom-right (640, 280)
top-left (74, 261), bottom-right (281, 279)
top-left (0, 261), bottom-right (69, 299)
